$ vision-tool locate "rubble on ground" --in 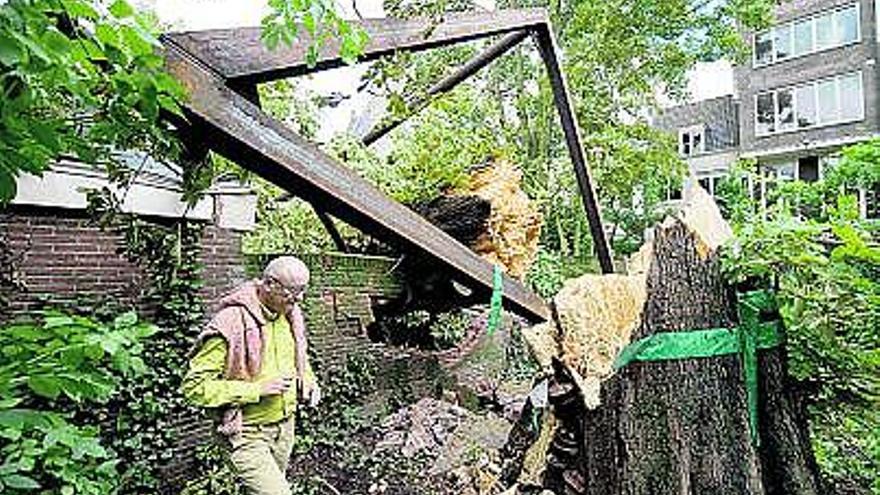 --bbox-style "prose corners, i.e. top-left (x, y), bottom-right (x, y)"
top-left (373, 397), bottom-right (530, 495)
